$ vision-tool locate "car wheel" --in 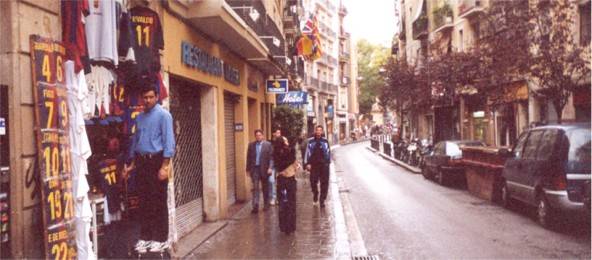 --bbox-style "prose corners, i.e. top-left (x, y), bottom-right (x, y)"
top-left (536, 195), bottom-right (556, 229)
top-left (437, 169), bottom-right (445, 186)
top-left (501, 181), bottom-right (512, 209)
